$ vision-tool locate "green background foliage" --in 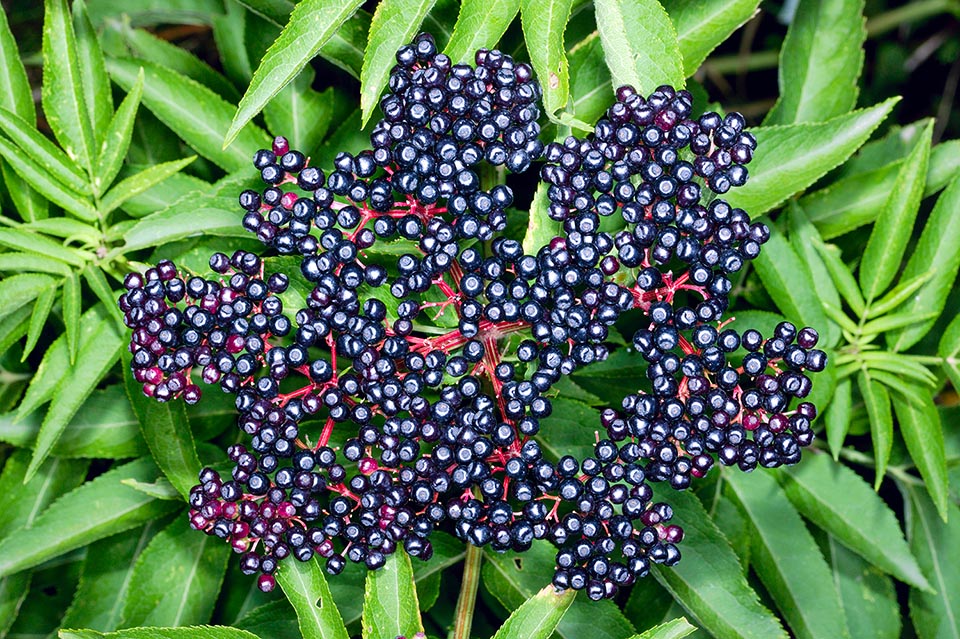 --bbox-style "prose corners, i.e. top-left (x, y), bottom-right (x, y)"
top-left (0, 1), bottom-right (958, 638)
